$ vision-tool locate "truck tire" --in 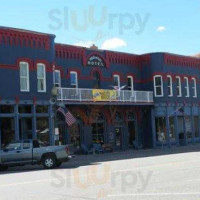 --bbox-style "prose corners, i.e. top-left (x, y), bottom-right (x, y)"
top-left (42, 155), bottom-right (57, 169)
top-left (0, 166), bottom-right (8, 172)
